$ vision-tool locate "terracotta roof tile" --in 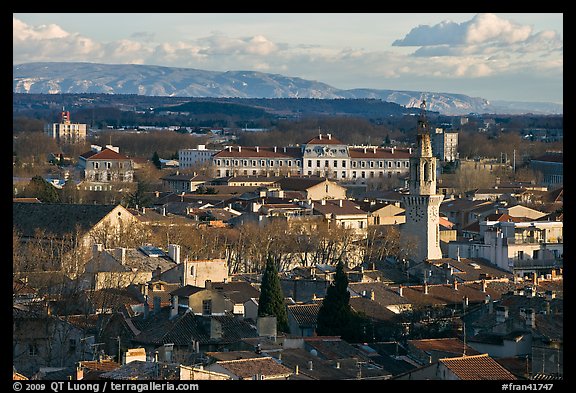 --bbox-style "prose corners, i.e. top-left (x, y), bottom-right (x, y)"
top-left (215, 357), bottom-right (292, 379)
top-left (349, 147), bottom-right (411, 159)
top-left (214, 146), bottom-right (301, 158)
top-left (305, 134), bottom-right (345, 145)
top-left (439, 354), bottom-right (517, 380)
